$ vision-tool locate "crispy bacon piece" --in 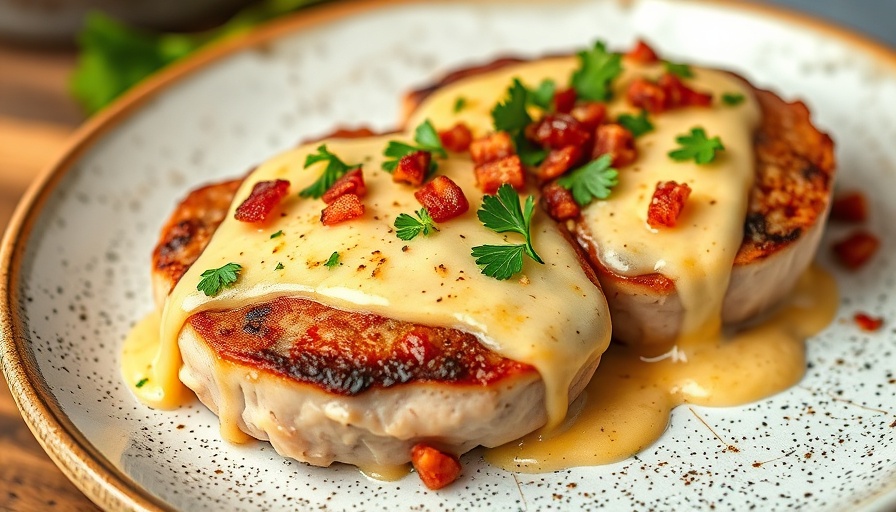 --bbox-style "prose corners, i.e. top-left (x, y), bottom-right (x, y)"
top-left (658, 73), bottom-right (713, 108)
top-left (475, 155), bottom-right (525, 194)
top-left (322, 168), bottom-right (366, 204)
top-left (393, 150), bottom-right (430, 187)
top-left (627, 73), bottom-right (712, 113)
top-left (411, 444), bottom-right (461, 490)
top-left (830, 191), bottom-right (868, 223)
top-left (414, 175), bottom-right (469, 222)
top-left (553, 87), bottom-right (577, 114)
top-left (542, 182), bottom-right (581, 221)
top-left (525, 113), bottom-right (591, 149)
top-left (594, 123), bottom-right (637, 167)
top-left (570, 101), bottom-right (607, 132)
top-left (469, 132), bottom-right (514, 165)
top-left (626, 40), bottom-right (660, 64)
top-left (647, 181), bottom-right (692, 228)
top-left (320, 193), bottom-right (364, 226)
top-left (854, 312), bottom-right (884, 332)
top-left (832, 231), bottom-right (880, 269)
top-left (439, 123), bottom-right (473, 153)
top-left (234, 179), bottom-right (290, 223)
top-left (536, 146), bottom-right (582, 182)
